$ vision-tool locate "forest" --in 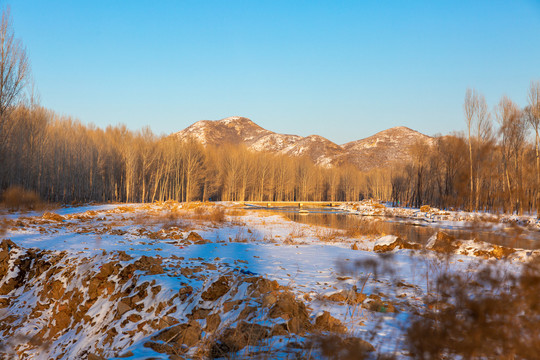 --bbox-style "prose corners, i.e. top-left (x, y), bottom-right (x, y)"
top-left (0, 9), bottom-right (539, 215)
top-left (0, 87), bottom-right (539, 218)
